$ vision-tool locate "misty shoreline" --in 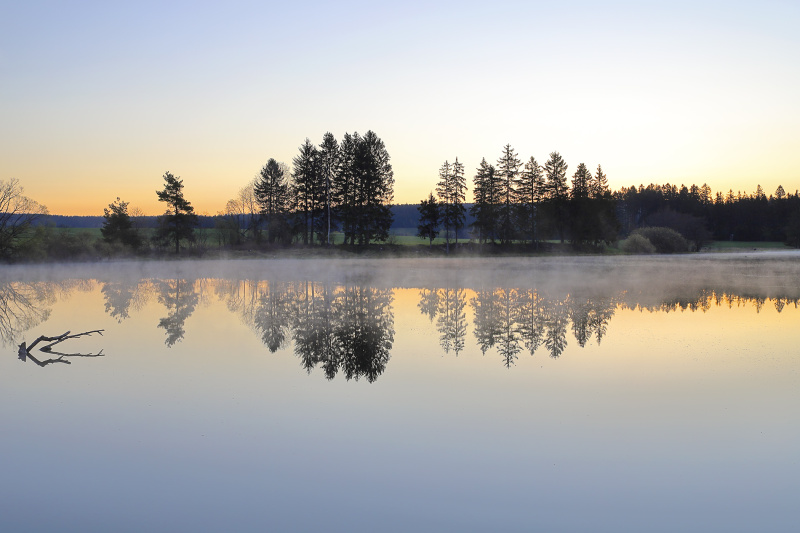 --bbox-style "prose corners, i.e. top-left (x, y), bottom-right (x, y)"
top-left (4, 249), bottom-right (800, 295)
